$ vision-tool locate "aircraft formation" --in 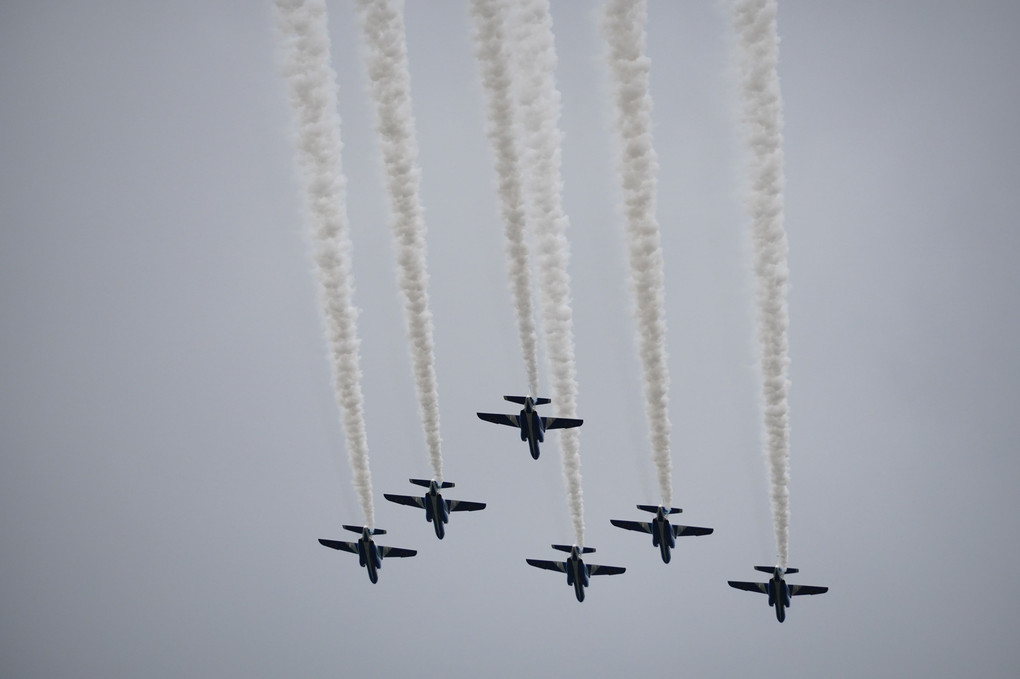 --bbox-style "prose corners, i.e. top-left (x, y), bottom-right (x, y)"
top-left (275, 0), bottom-right (827, 622)
top-left (315, 393), bottom-right (828, 621)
